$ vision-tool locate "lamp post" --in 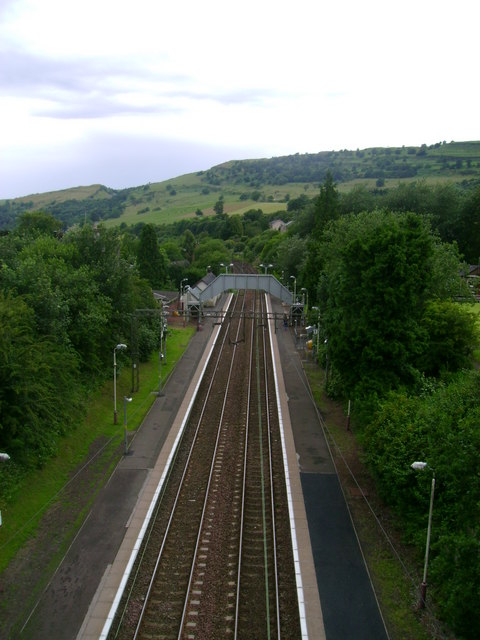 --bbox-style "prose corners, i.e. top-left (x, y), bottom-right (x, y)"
top-left (123, 396), bottom-right (132, 455)
top-left (260, 263), bottom-right (273, 274)
top-left (290, 275), bottom-right (297, 328)
top-left (184, 285), bottom-right (190, 327)
top-left (160, 305), bottom-right (168, 365)
top-left (312, 306), bottom-right (320, 359)
top-left (158, 352), bottom-right (164, 396)
top-left (324, 338), bottom-right (329, 387)
top-left (301, 287), bottom-right (308, 310)
top-left (113, 343), bottom-right (127, 424)
top-left (180, 278), bottom-right (188, 311)
top-left (0, 452), bottom-right (10, 528)
top-left (411, 461), bottom-right (436, 609)
top-left (290, 275), bottom-right (297, 302)
top-left (301, 287), bottom-right (308, 325)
